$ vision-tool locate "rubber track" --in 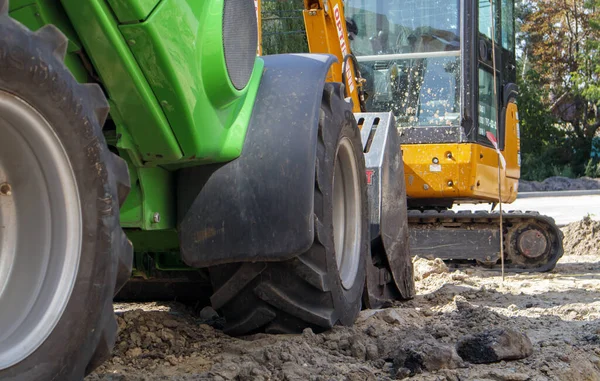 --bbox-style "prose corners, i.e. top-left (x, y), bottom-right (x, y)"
top-left (408, 209), bottom-right (564, 272)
